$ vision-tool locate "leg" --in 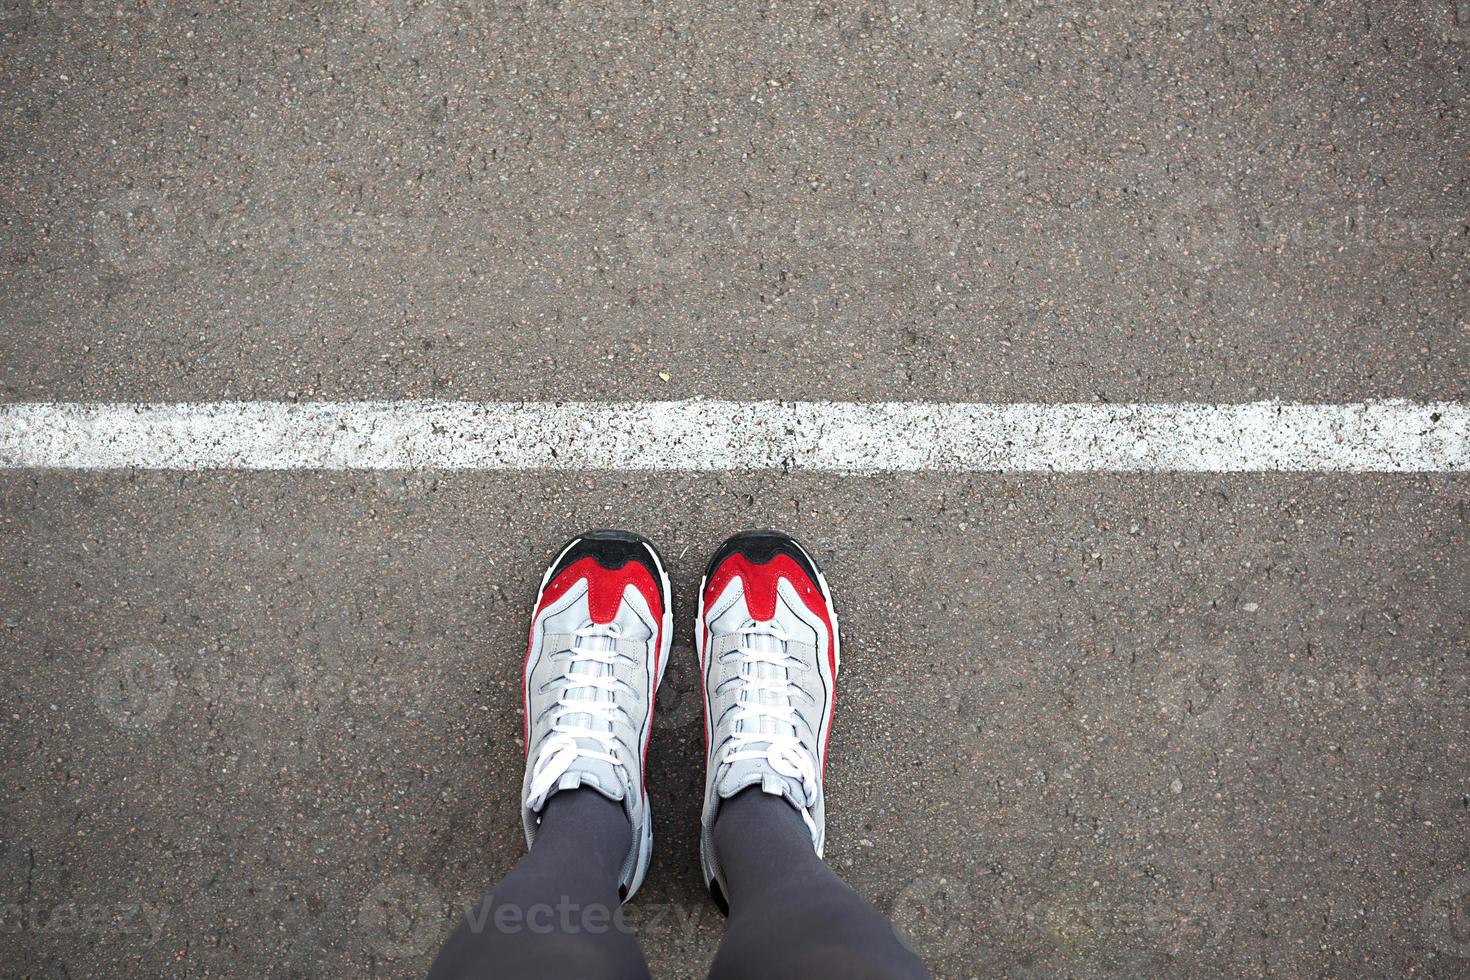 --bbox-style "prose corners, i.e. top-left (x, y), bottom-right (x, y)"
top-left (429, 530), bottom-right (672, 978)
top-left (695, 532), bottom-right (931, 979)
top-left (706, 788), bottom-right (930, 980)
top-left (427, 789), bottom-right (650, 980)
